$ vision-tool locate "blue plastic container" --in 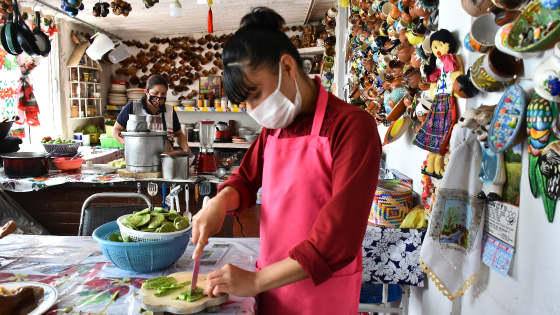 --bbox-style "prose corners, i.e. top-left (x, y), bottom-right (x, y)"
top-left (359, 283), bottom-right (402, 304)
top-left (92, 221), bottom-right (191, 273)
